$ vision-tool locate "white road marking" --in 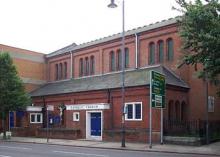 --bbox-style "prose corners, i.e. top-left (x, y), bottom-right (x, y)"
top-left (53, 150), bottom-right (108, 157)
top-left (0, 155), bottom-right (11, 157)
top-left (0, 146), bottom-right (32, 150)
